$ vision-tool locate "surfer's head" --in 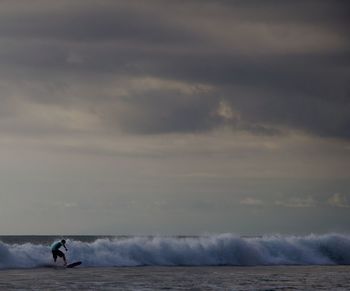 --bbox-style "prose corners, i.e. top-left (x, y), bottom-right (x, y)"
top-left (61, 239), bottom-right (66, 244)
